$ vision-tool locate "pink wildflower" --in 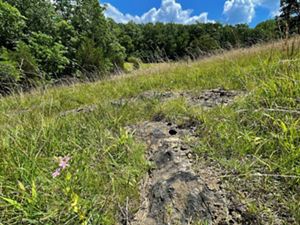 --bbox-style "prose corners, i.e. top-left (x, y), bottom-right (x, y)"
top-left (59, 156), bottom-right (71, 169)
top-left (52, 168), bottom-right (61, 178)
top-left (52, 156), bottom-right (71, 178)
